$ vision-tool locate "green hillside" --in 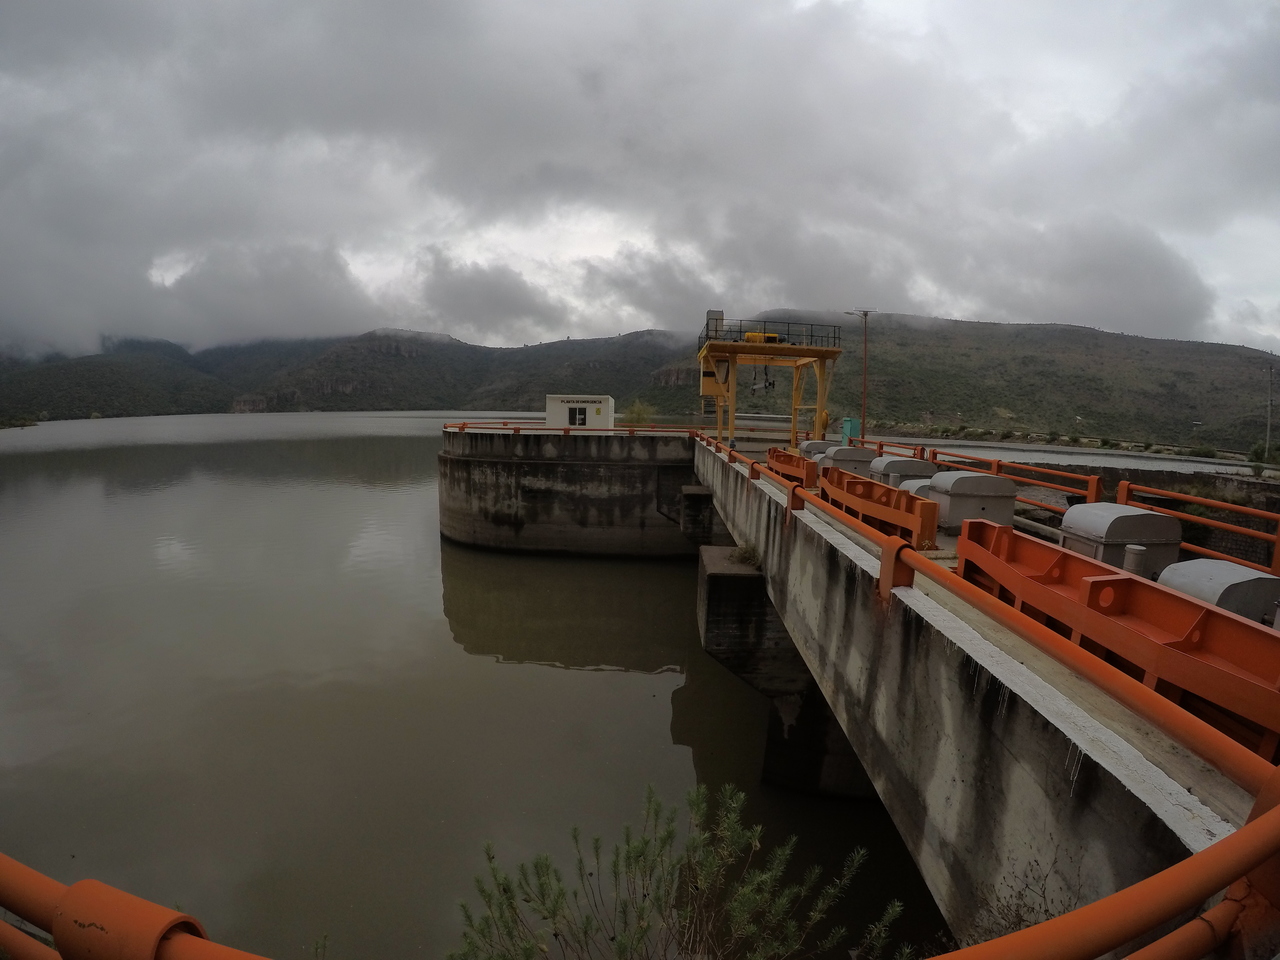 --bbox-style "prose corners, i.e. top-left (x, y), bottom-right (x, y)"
top-left (193, 337), bottom-right (344, 392)
top-left (0, 318), bottom-right (1275, 451)
top-left (0, 344), bottom-right (234, 421)
top-left (234, 329), bottom-right (694, 412)
top-left (655, 316), bottom-right (1274, 451)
